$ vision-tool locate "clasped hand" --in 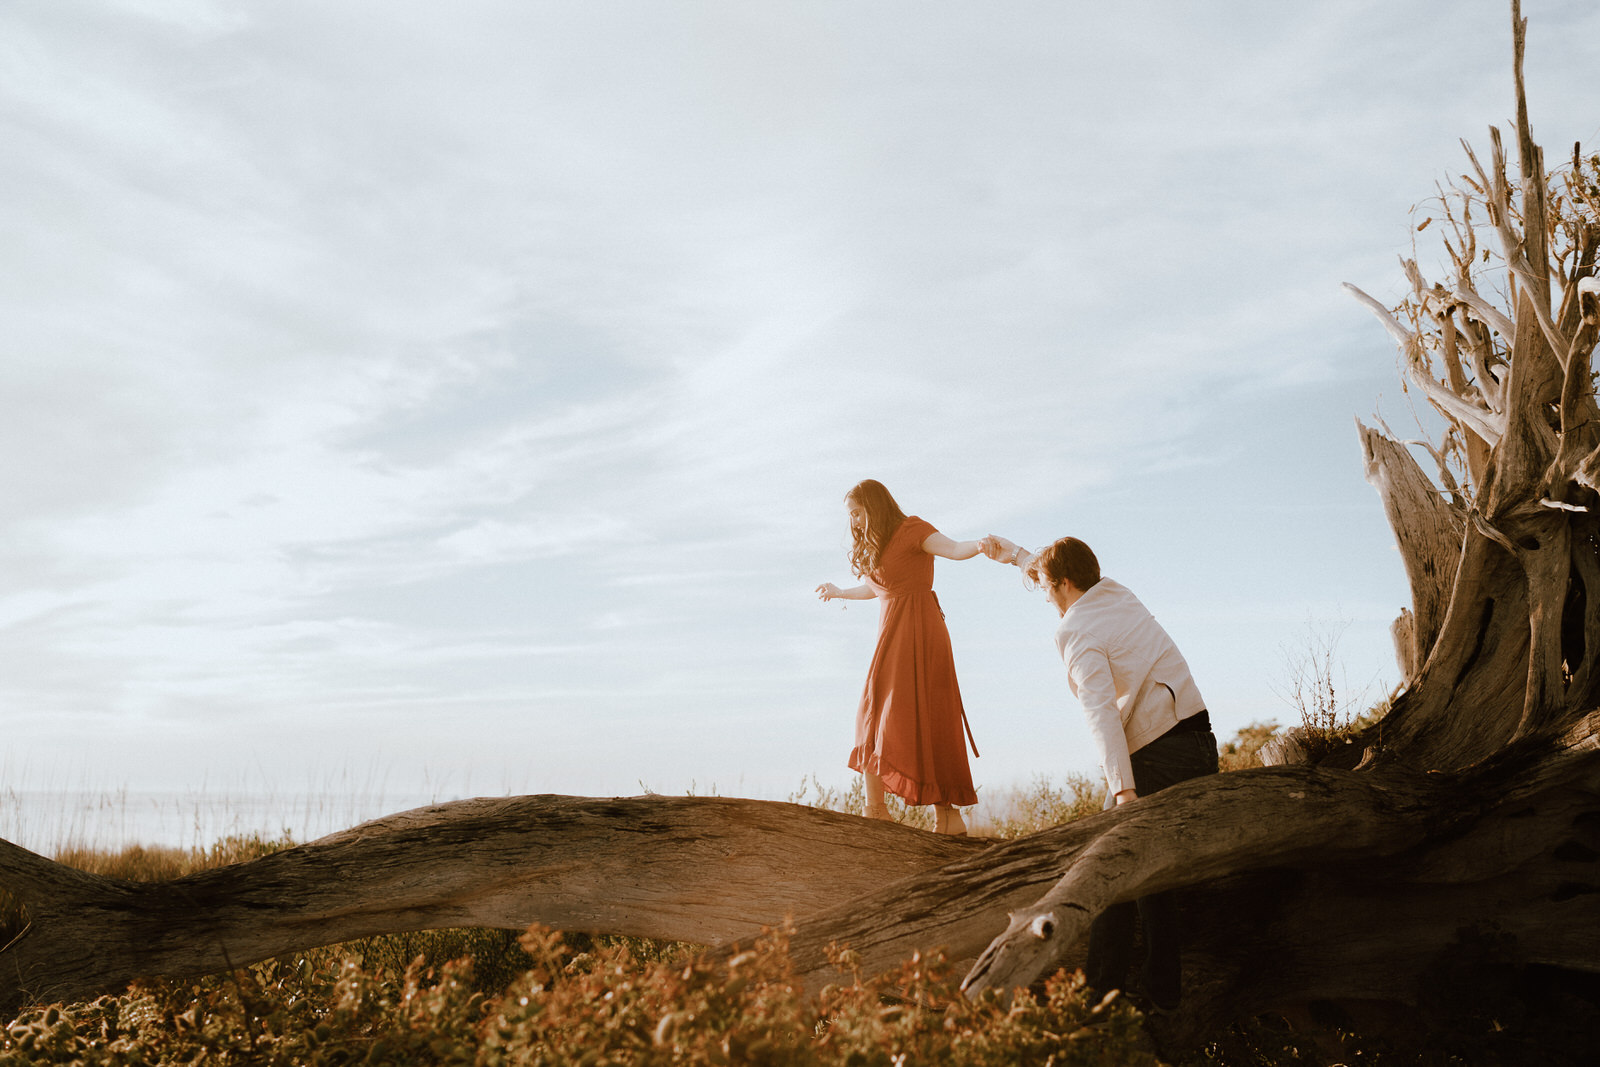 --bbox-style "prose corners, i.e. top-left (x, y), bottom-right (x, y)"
top-left (978, 535), bottom-right (1019, 561)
